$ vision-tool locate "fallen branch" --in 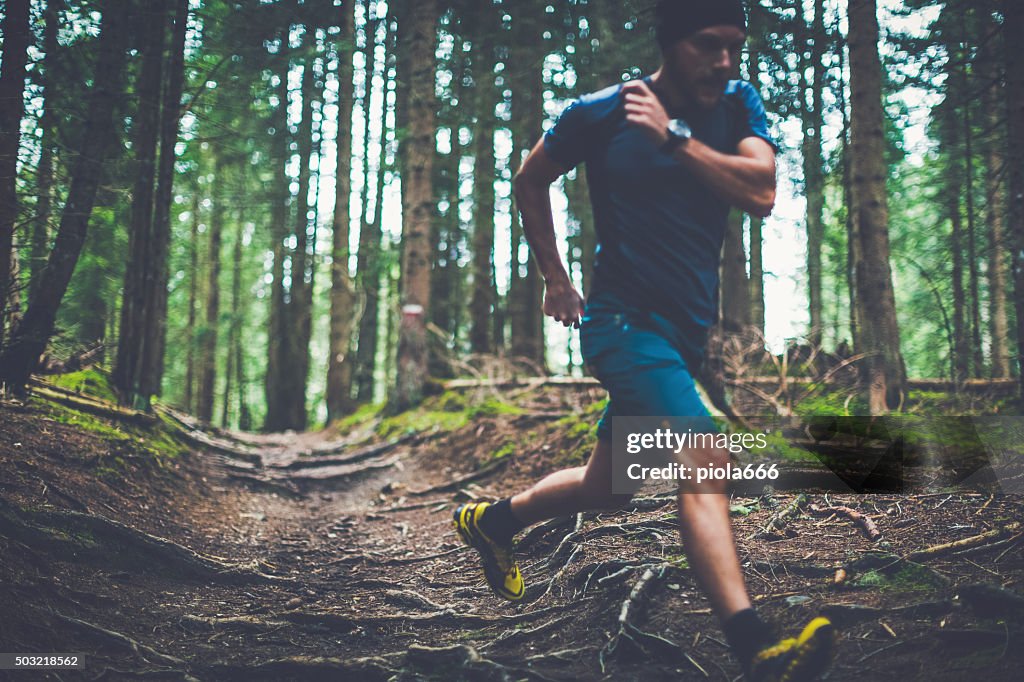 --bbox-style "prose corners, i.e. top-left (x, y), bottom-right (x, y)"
top-left (908, 522), bottom-right (1021, 562)
top-left (809, 503), bottom-right (882, 542)
top-left (751, 493), bottom-right (810, 539)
